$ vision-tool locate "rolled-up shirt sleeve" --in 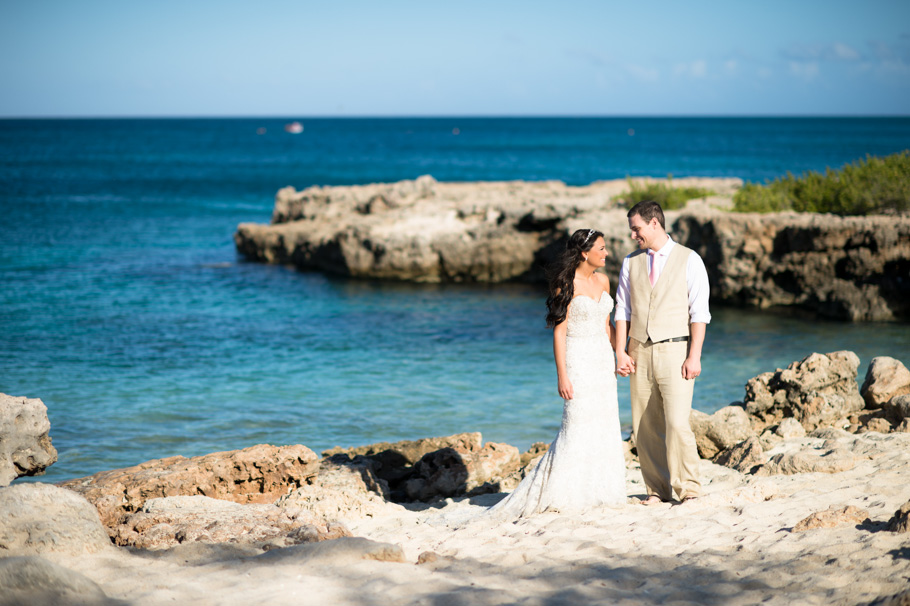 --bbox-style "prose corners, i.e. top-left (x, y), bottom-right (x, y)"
top-left (613, 257), bottom-right (632, 323)
top-left (686, 251), bottom-right (712, 324)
